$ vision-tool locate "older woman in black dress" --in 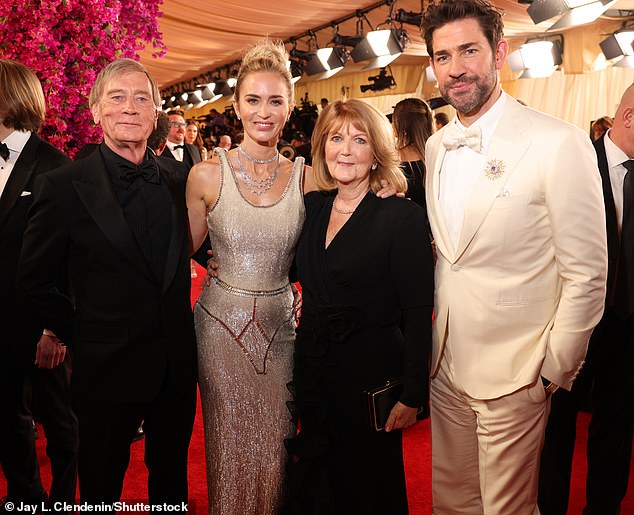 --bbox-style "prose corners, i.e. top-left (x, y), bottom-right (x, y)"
top-left (286, 99), bottom-right (434, 514)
